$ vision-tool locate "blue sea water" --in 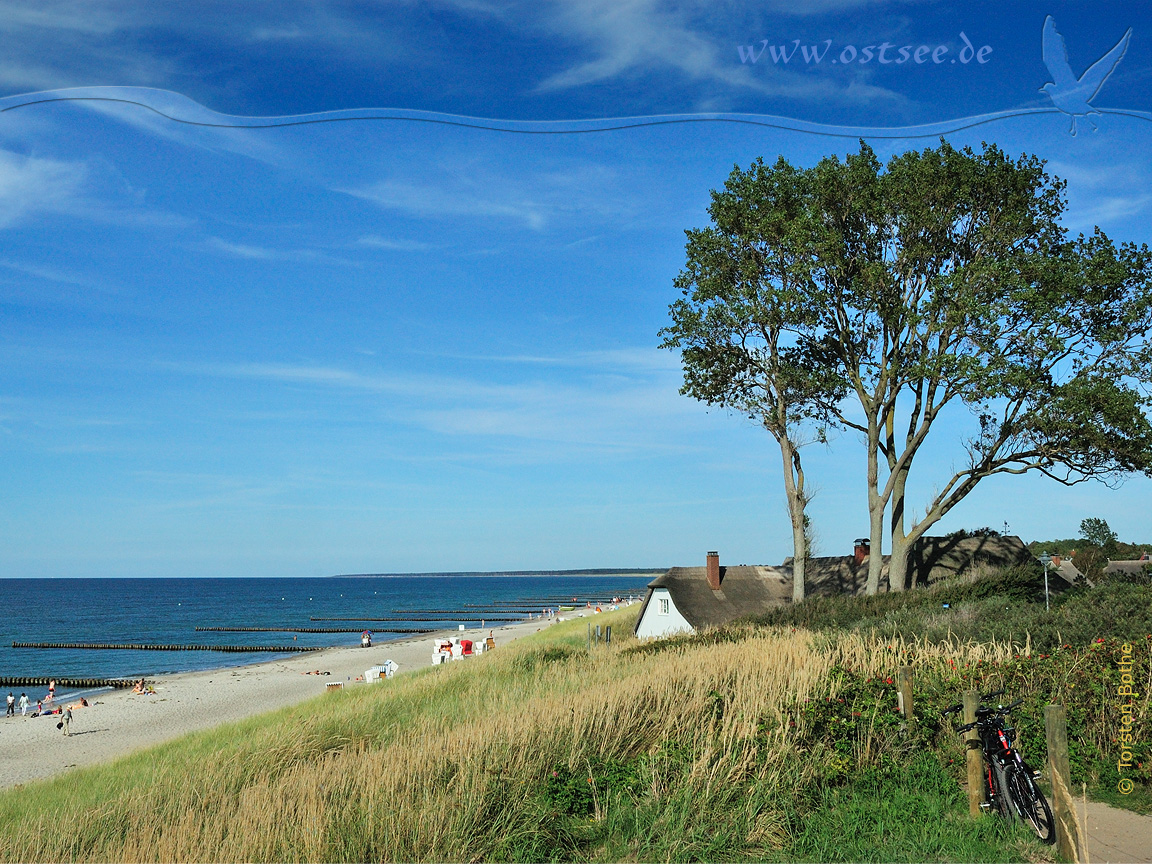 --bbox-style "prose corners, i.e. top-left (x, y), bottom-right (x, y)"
top-left (0, 576), bottom-right (652, 698)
